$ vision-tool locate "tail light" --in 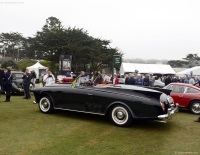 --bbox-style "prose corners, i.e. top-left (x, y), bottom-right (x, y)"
top-left (160, 102), bottom-right (165, 111)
